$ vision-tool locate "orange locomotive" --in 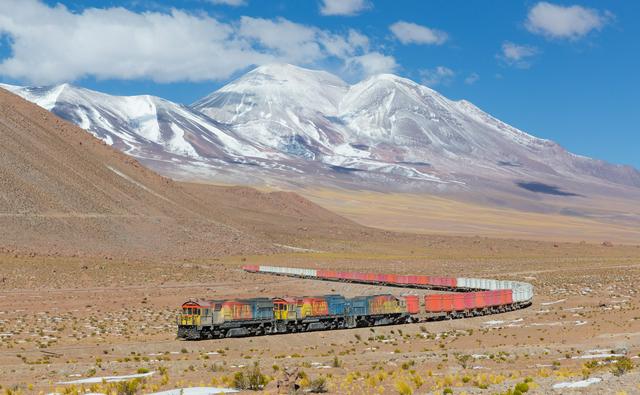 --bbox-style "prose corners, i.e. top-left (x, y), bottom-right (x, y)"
top-left (178, 294), bottom-right (413, 340)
